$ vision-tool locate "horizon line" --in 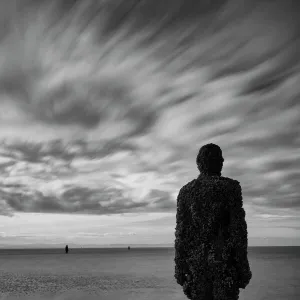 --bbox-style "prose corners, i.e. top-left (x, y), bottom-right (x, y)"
top-left (1, 245), bottom-right (300, 249)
